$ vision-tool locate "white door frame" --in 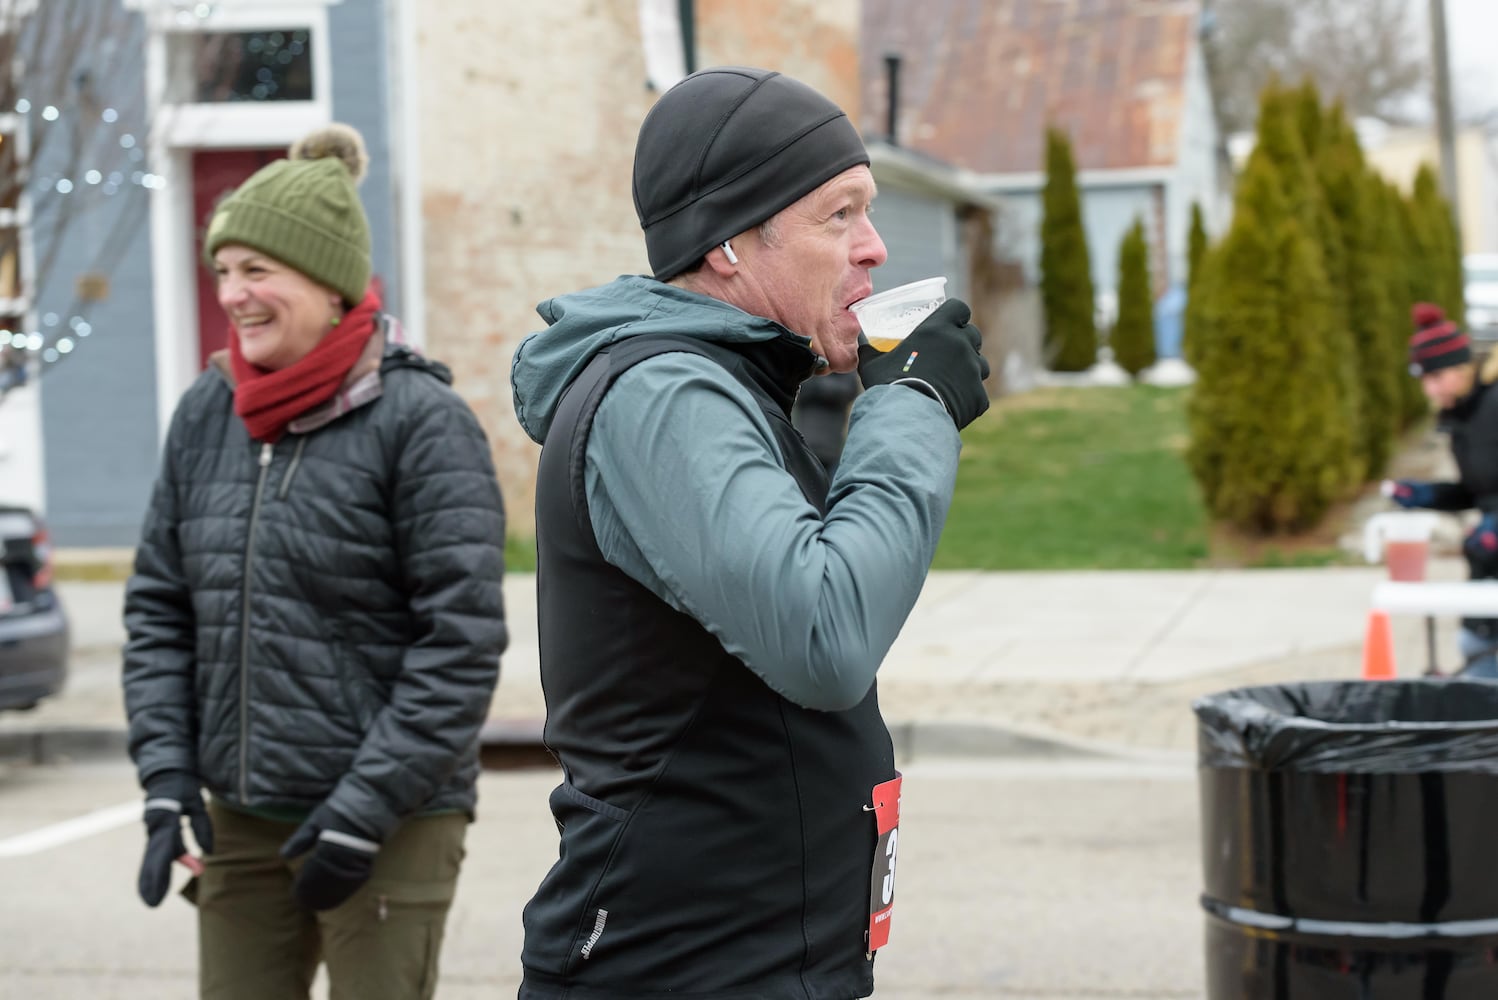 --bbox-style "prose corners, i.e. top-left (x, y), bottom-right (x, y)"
top-left (131, 0), bottom-right (340, 441)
